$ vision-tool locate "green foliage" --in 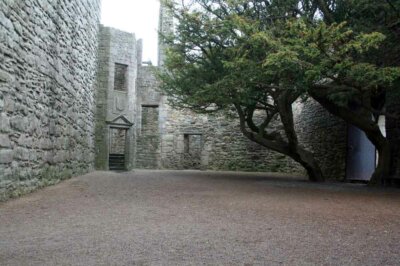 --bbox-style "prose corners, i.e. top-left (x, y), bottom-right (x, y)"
top-left (157, 0), bottom-right (400, 182)
top-left (158, 0), bottom-right (400, 112)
